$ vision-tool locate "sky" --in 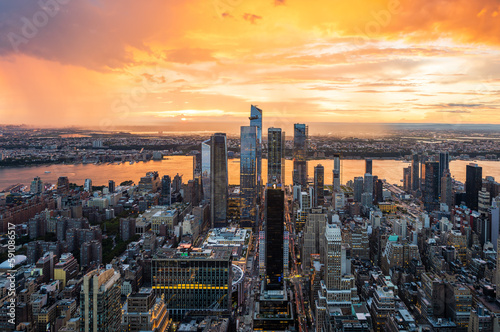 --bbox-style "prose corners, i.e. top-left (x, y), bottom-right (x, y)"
top-left (0, 0), bottom-right (499, 133)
